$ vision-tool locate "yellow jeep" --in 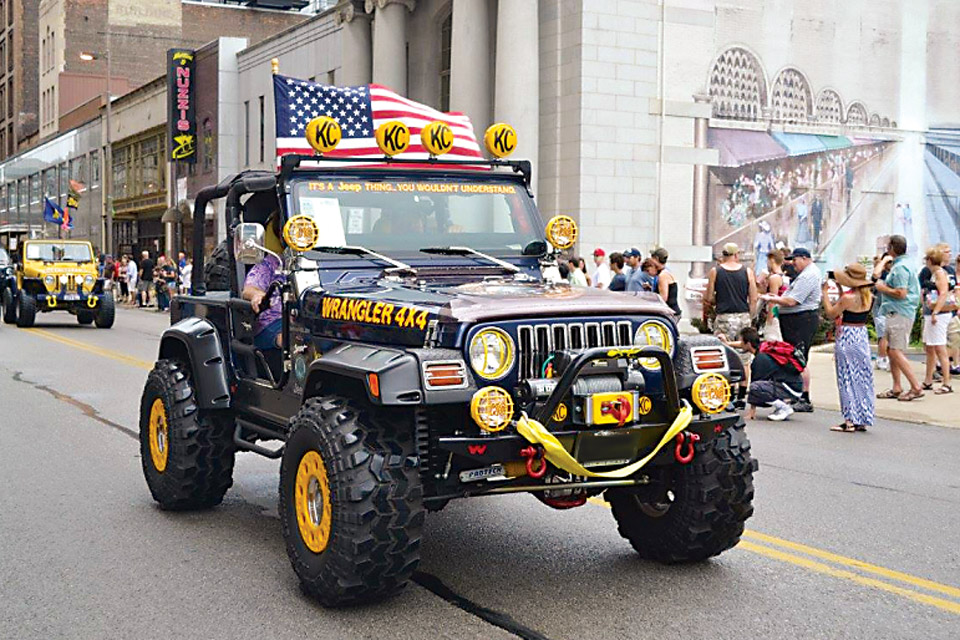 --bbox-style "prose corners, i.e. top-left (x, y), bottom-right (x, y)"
top-left (2, 240), bottom-right (115, 328)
